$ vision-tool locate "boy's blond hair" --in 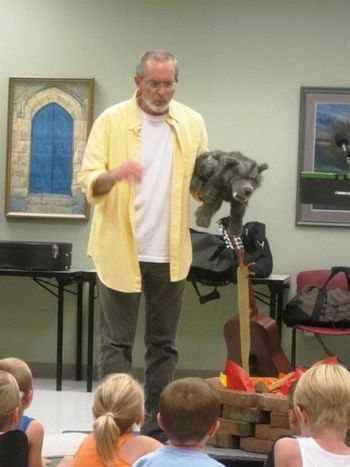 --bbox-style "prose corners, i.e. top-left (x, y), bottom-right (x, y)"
top-left (0, 357), bottom-right (33, 394)
top-left (159, 377), bottom-right (220, 443)
top-left (294, 363), bottom-right (350, 429)
top-left (92, 373), bottom-right (145, 467)
top-left (0, 370), bottom-right (21, 430)
top-left (287, 379), bottom-right (298, 409)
